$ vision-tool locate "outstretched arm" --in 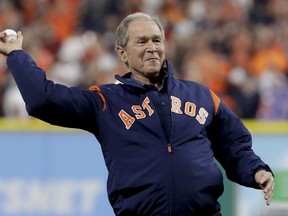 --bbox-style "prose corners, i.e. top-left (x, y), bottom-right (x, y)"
top-left (208, 100), bottom-right (274, 205)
